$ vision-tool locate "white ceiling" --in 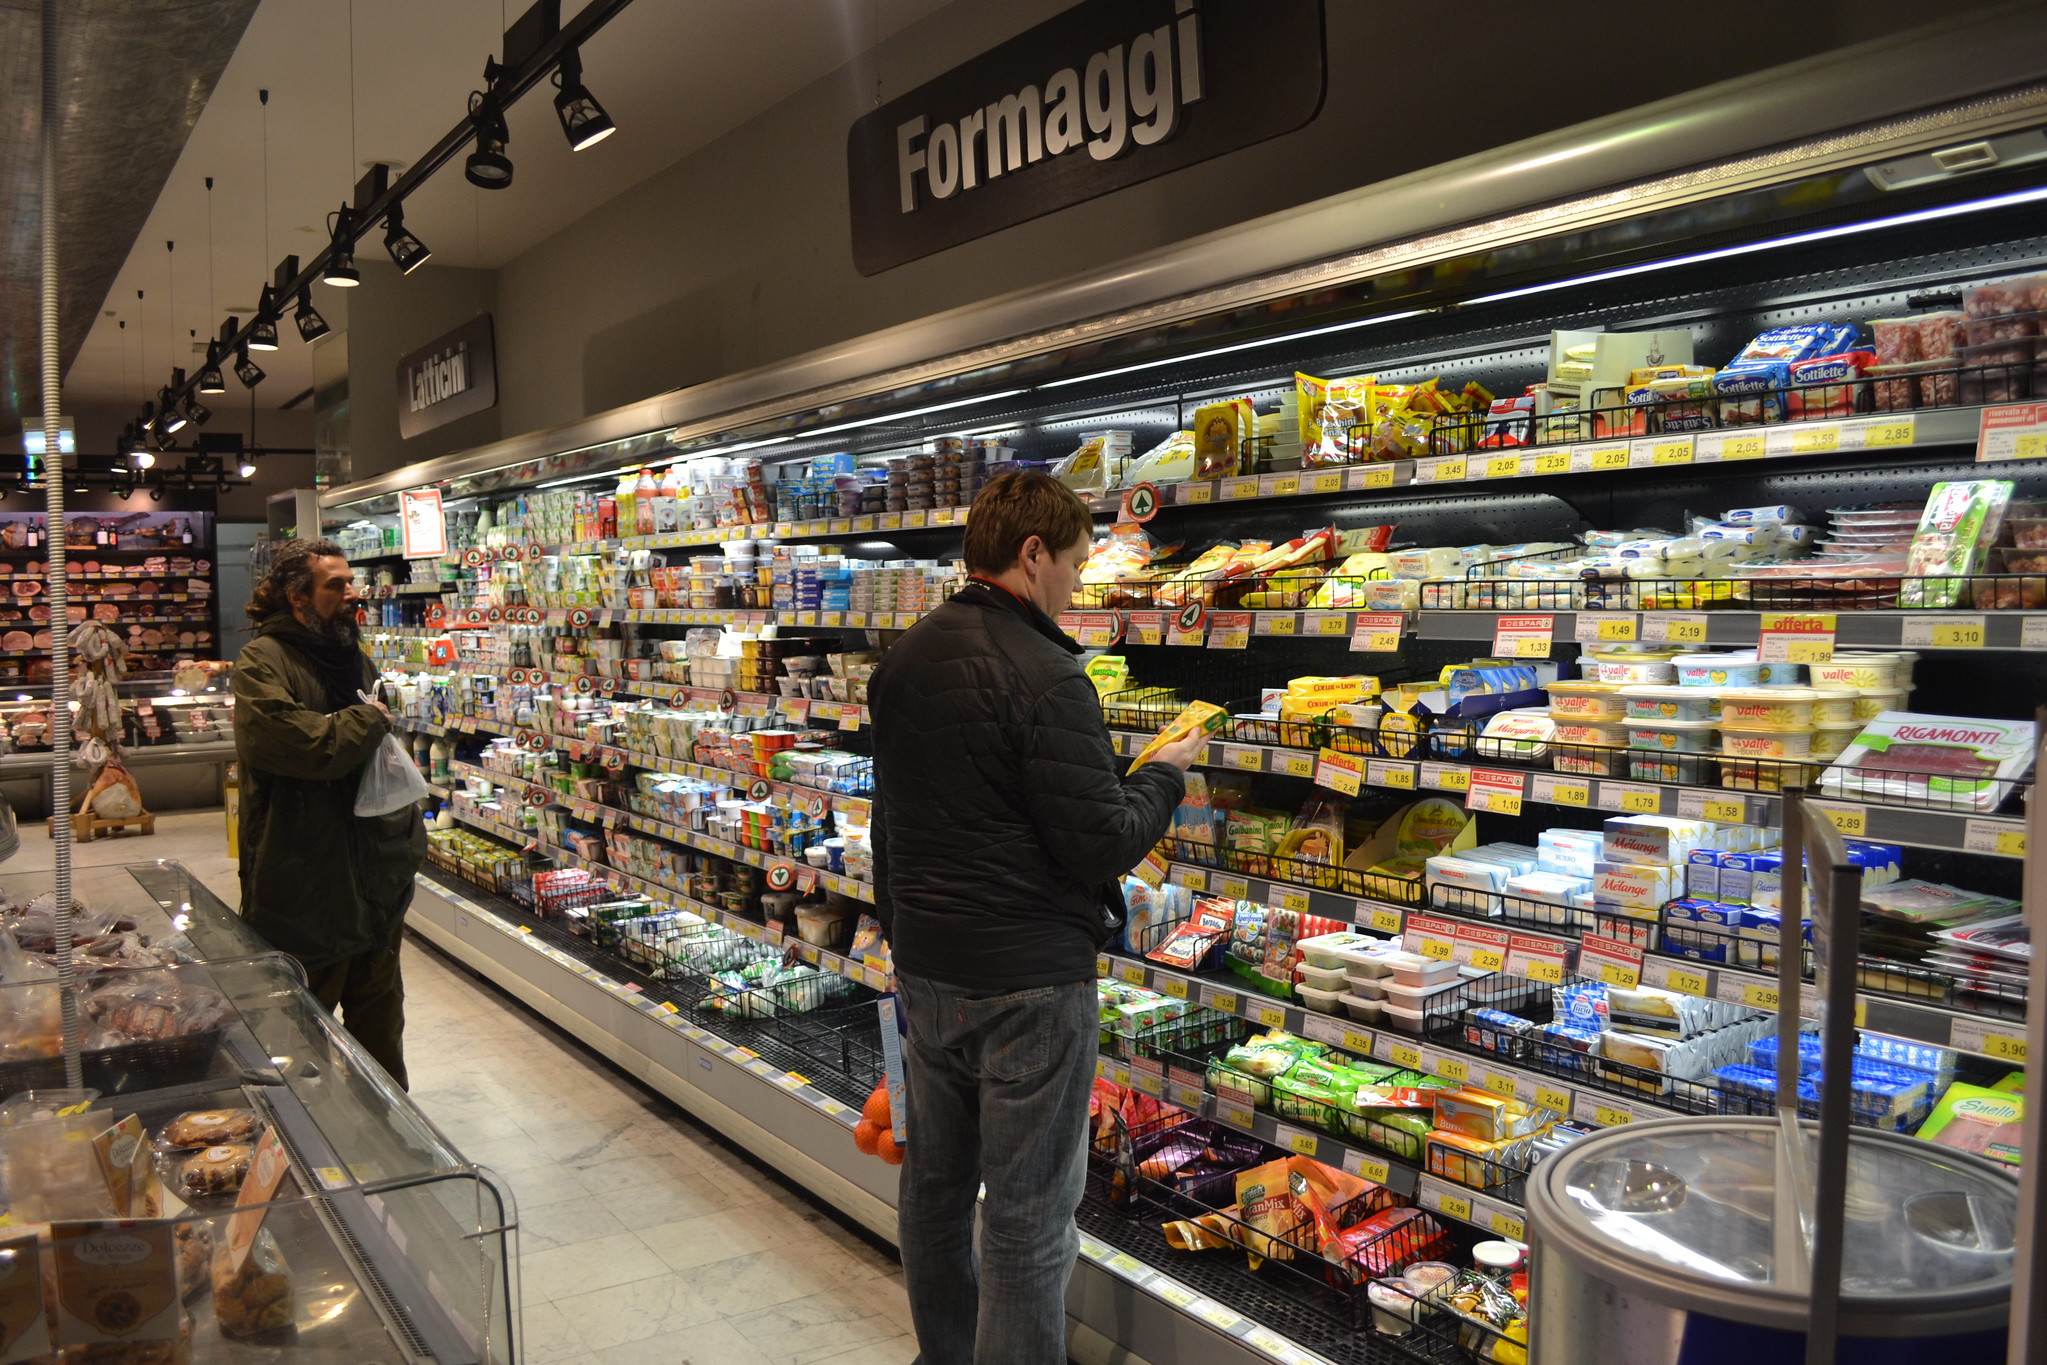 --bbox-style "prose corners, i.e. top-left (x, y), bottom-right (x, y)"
top-left (62, 0), bottom-right (954, 413)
